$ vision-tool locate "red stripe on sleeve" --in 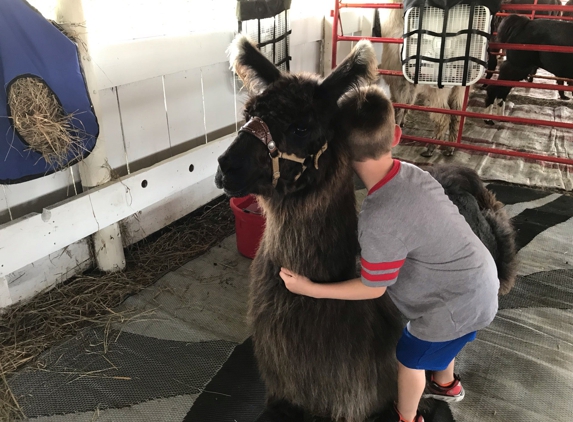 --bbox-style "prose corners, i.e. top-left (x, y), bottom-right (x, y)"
top-left (361, 269), bottom-right (400, 282)
top-left (361, 257), bottom-right (406, 271)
